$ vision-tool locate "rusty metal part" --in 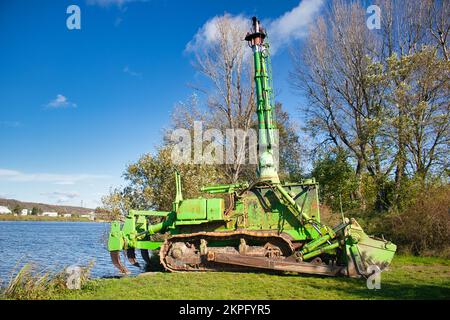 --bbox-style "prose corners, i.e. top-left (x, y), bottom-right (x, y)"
top-left (224, 193), bottom-right (235, 216)
top-left (160, 230), bottom-right (295, 272)
top-left (126, 248), bottom-right (141, 267)
top-left (238, 238), bottom-right (247, 254)
top-left (264, 242), bottom-right (283, 258)
top-left (110, 250), bottom-right (130, 274)
top-left (159, 230), bottom-right (345, 276)
top-left (206, 251), bottom-right (343, 276)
